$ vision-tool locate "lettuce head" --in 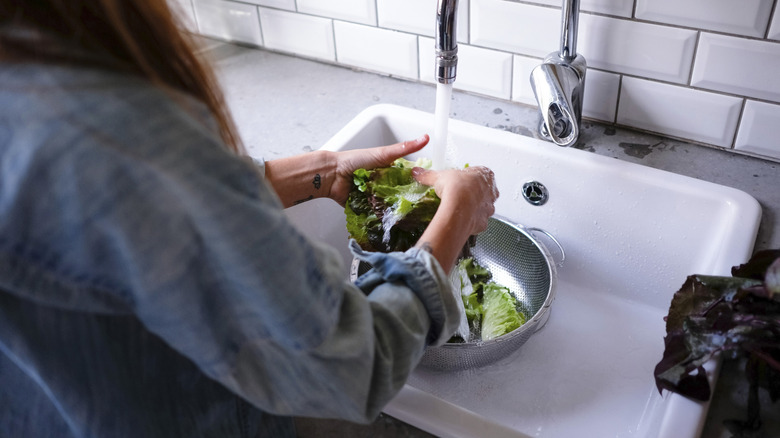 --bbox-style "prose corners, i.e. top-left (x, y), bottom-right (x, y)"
top-left (345, 157), bottom-right (440, 252)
